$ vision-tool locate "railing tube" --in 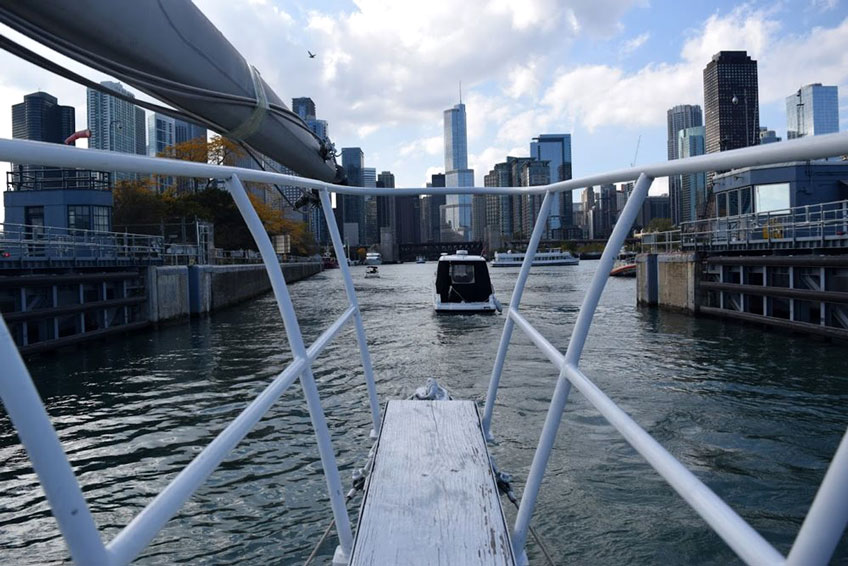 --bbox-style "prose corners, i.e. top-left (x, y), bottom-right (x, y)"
top-left (318, 188), bottom-right (382, 438)
top-left (786, 427), bottom-right (848, 565)
top-left (0, 316), bottom-right (109, 565)
top-left (512, 174), bottom-right (653, 560)
top-left (224, 175), bottom-right (353, 560)
top-left (482, 191), bottom-right (553, 440)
